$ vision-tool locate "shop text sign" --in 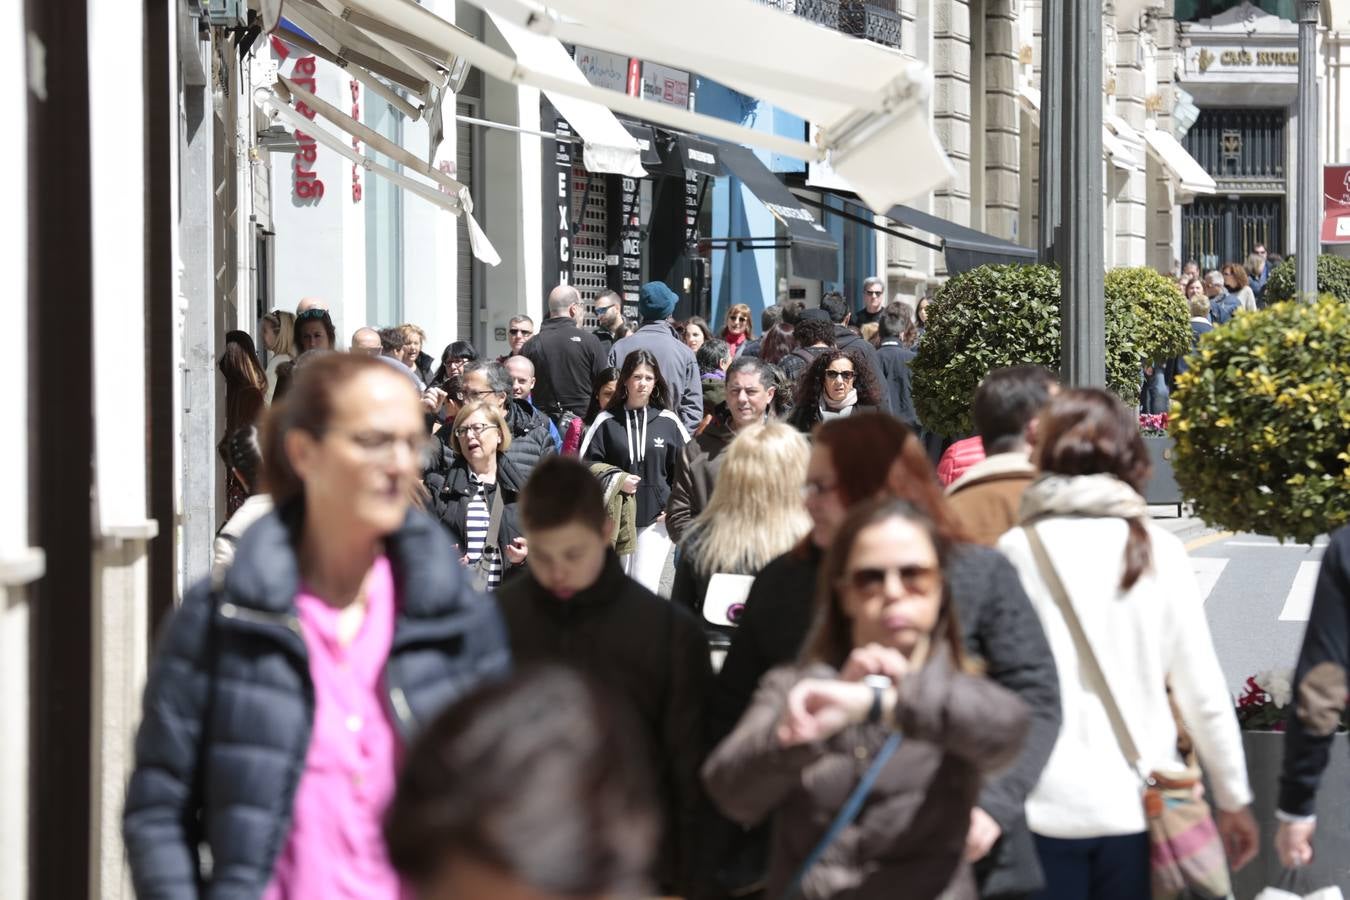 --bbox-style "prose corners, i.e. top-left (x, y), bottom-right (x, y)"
top-left (1187, 44), bottom-right (1298, 78)
top-left (1323, 164), bottom-right (1350, 244)
top-left (290, 57), bottom-right (324, 204)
